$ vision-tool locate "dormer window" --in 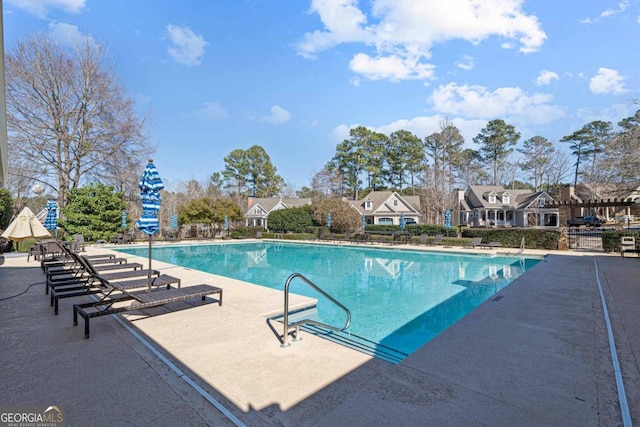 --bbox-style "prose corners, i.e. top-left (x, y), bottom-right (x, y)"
top-left (365, 201), bottom-right (372, 210)
top-left (488, 194), bottom-right (496, 204)
top-left (502, 194), bottom-right (510, 204)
